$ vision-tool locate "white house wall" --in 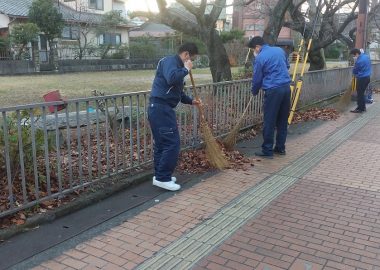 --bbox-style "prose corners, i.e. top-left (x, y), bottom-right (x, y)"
top-left (113, 1), bottom-right (127, 17)
top-left (59, 0), bottom-right (113, 14)
top-left (0, 14), bottom-right (10, 28)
